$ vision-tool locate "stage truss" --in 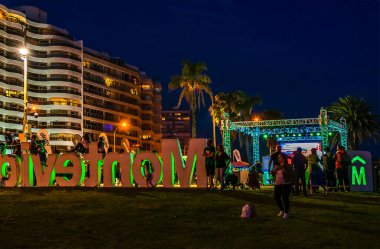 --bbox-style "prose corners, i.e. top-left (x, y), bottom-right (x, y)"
top-left (220, 108), bottom-right (348, 163)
